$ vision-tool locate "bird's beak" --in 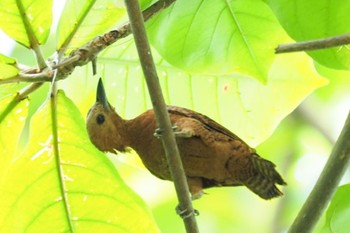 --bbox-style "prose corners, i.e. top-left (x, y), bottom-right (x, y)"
top-left (96, 78), bottom-right (110, 110)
